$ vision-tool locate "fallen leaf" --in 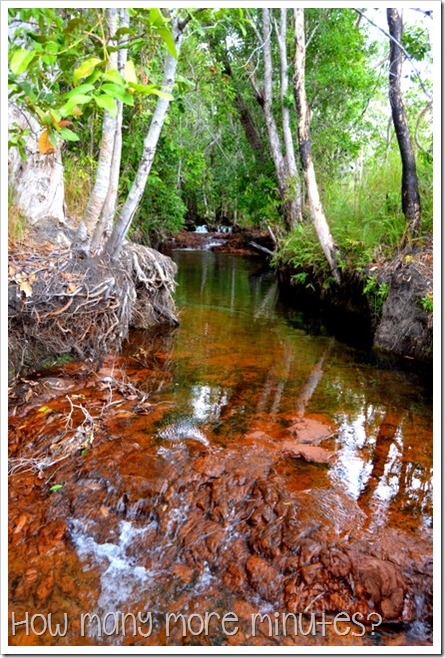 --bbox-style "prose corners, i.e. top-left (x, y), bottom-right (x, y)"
top-left (13, 514), bottom-right (28, 534)
top-left (19, 280), bottom-right (33, 297)
top-left (100, 506), bottom-right (109, 517)
top-left (24, 389), bottom-right (33, 403)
